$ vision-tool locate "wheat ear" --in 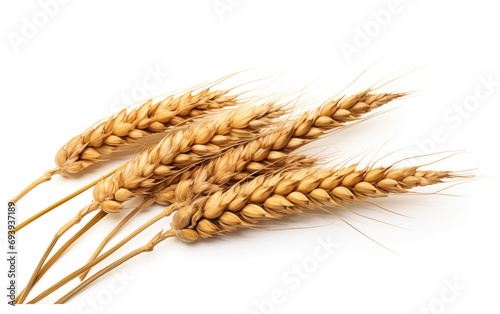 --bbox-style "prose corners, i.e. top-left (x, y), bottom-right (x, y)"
top-left (171, 166), bottom-right (461, 239)
top-left (12, 87), bottom-right (242, 203)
